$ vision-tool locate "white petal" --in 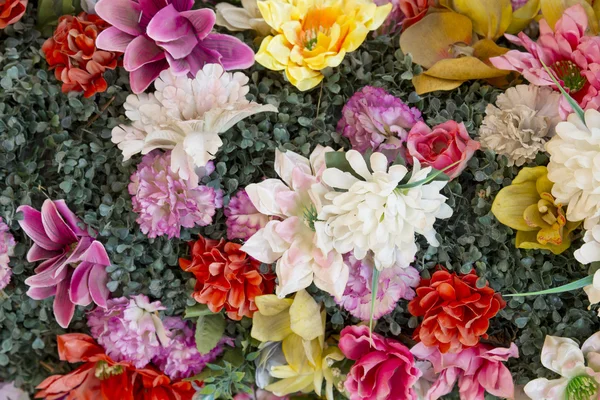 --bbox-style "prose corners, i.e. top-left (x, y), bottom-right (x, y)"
top-left (275, 148), bottom-right (311, 187)
top-left (245, 179), bottom-right (290, 217)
